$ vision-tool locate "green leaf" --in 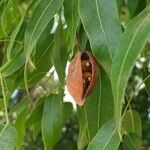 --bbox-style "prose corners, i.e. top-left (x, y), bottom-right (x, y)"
top-left (79, 25), bottom-right (88, 50)
top-left (0, 3), bottom-right (5, 38)
top-left (0, 124), bottom-right (17, 150)
top-left (126, 0), bottom-right (140, 17)
top-left (79, 0), bottom-right (122, 76)
top-left (1, 0), bottom-right (20, 37)
top-left (64, 0), bottom-right (80, 51)
top-left (77, 94), bottom-right (88, 150)
top-left (62, 102), bottom-right (73, 123)
top-left (111, 5), bottom-right (150, 133)
top-left (26, 100), bottom-right (44, 127)
top-left (15, 106), bottom-right (29, 150)
top-left (123, 133), bottom-right (142, 150)
top-left (0, 96), bottom-right (9, 111)
top-left (33, 121), bottom-right (42, 140)
top-left (78, 68), bottom-right (114, 143)
top-left (77, 125), bottom-right (88, 150)
top-left (87, 120), bottom-right (120, 150)
top-left (1, 51), bottom-right (26, 77)
top-left (6, 14), bottom-right (25, 60)
top-left (26, 97), bottom-right (46, 127)
top-left (148, 0), bottom-right (150, 5)
top-left (27, 21), bottom-right (54, 85)
top-left (10, 96), bottom-right (29, 115)
top-left (6, 1), bottom-right (35, 59)
top-left (124, 110), bottom-right (142, 137)
top-left (42, 95), bottom-right (63, 150)
top-left (52, 21), bottom-right (68, 86)
top-left (24, 0), bottom-right (64, 59)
